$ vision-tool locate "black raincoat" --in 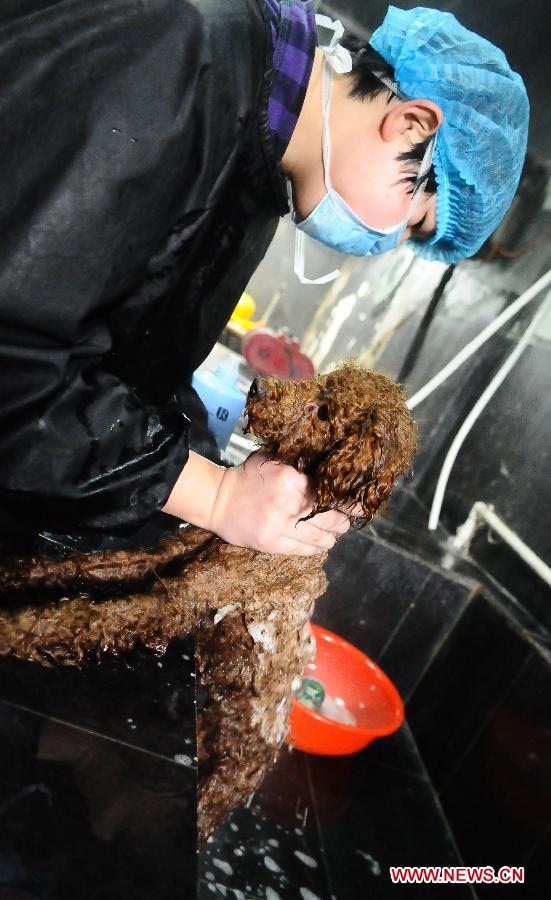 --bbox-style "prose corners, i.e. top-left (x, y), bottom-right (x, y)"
top-left (0, 0), bottom-right (290, 537)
